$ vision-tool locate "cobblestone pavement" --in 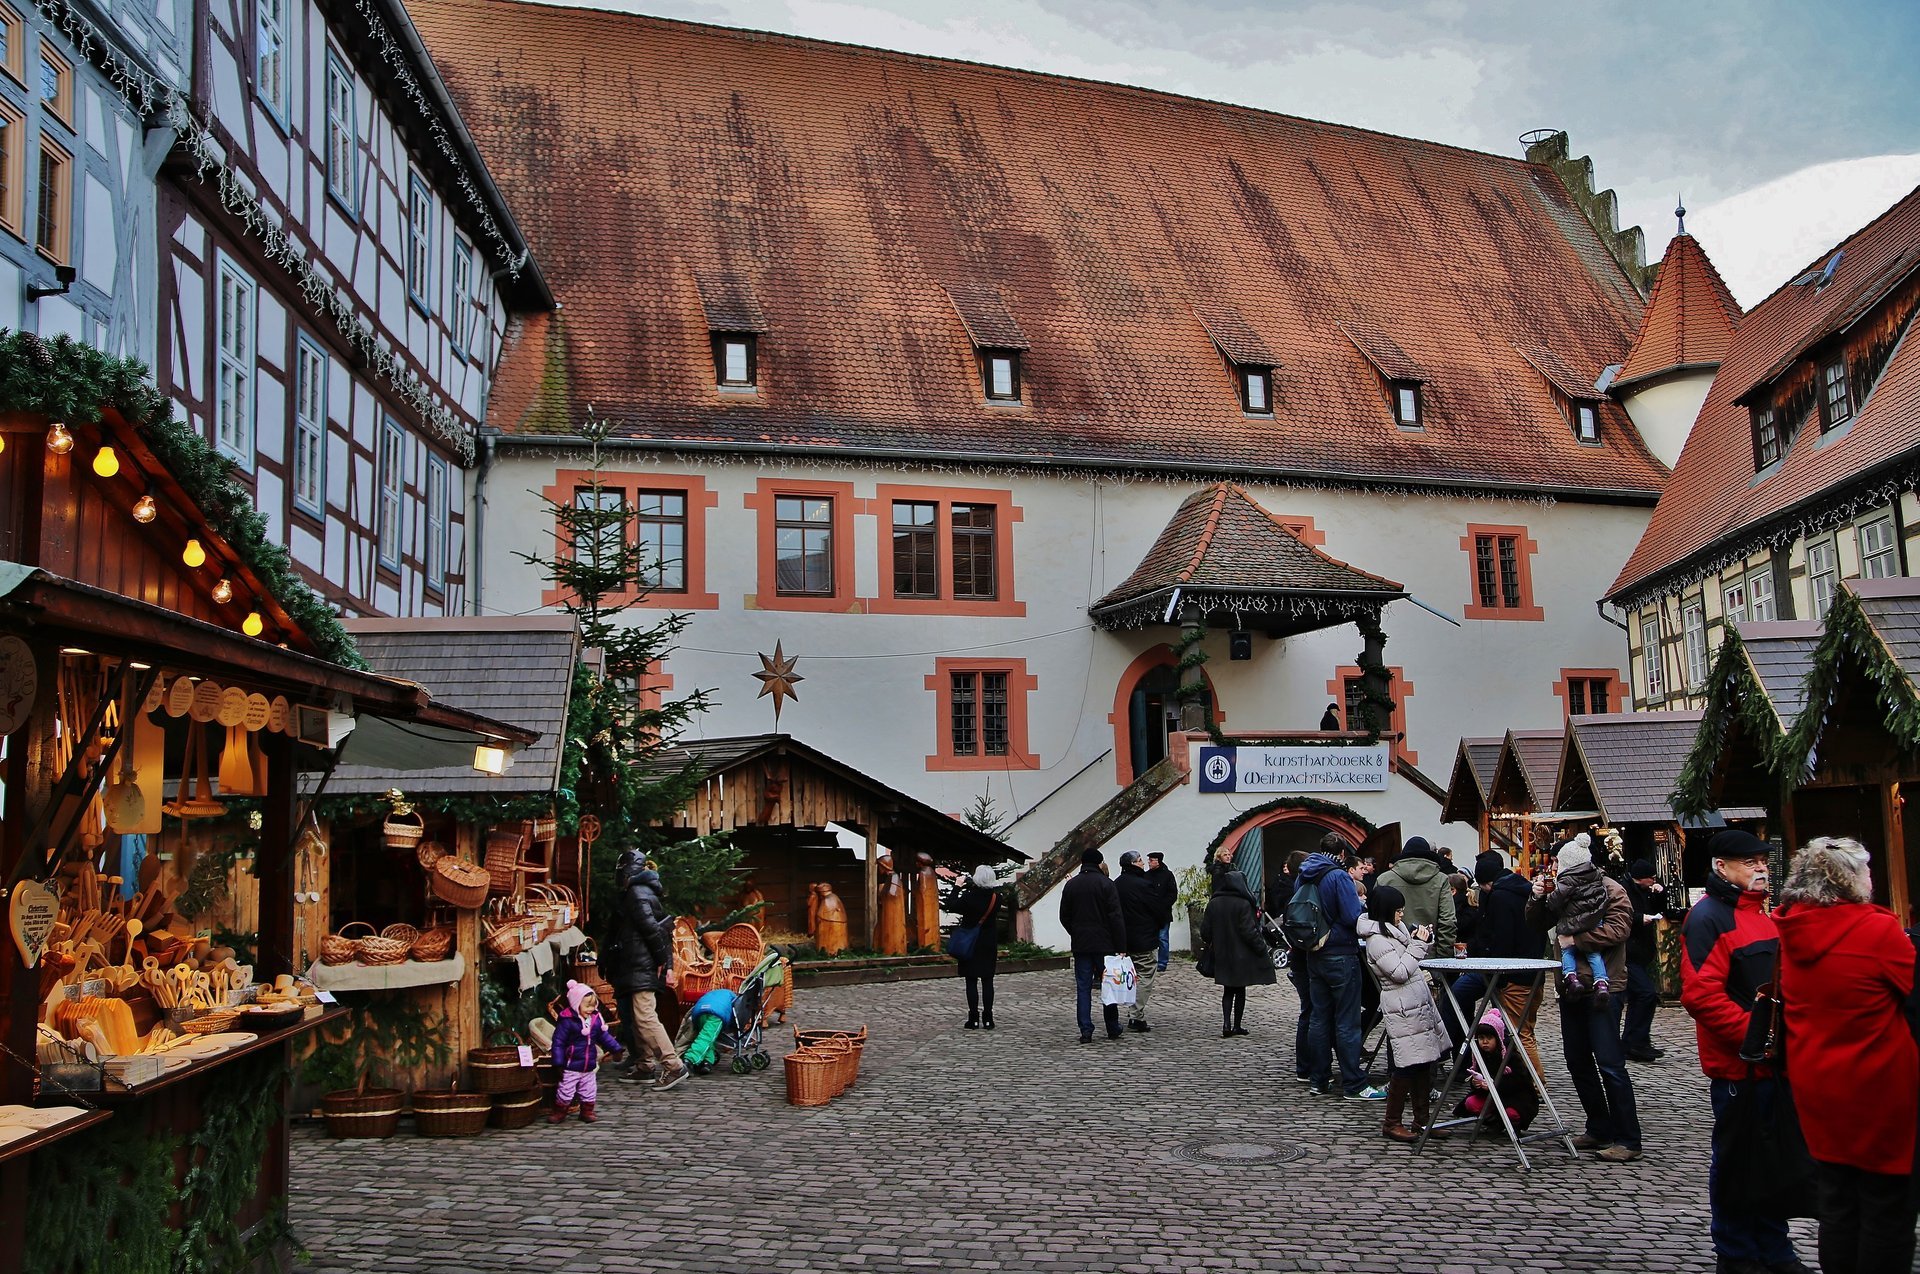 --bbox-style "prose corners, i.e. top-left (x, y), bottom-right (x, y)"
top-left (292, 964), bottom-right (1812, 1273)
